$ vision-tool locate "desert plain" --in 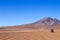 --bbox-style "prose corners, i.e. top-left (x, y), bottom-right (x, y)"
top-left (0, 29), bottom-right (60, 40)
